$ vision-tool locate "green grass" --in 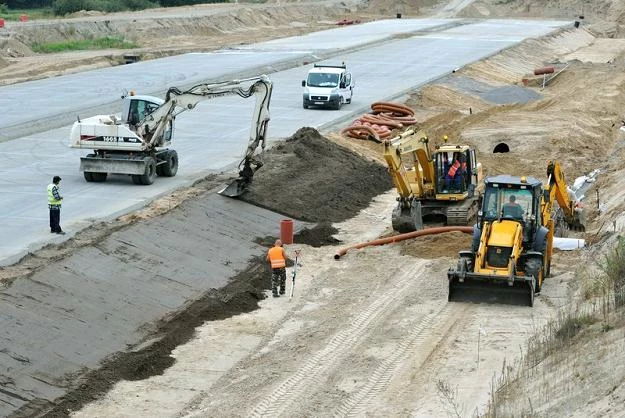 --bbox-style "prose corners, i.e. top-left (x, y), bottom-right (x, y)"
top-left (31, 37), bottom-right (138, 53)
top-left (0, 7), bottom-right (55, 21)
